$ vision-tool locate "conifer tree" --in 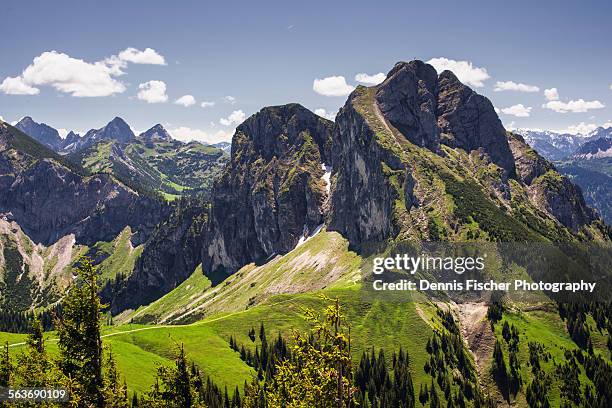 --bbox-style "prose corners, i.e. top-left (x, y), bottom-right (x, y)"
top-left (104, 347), bottom-right (129, 407)
top-left (253, 297), bottom-right (355, 407)
top-left (429, 380), bottom-right (439, 408)
top-left (14, 314), bottom-right (52, 388)
top-left (0, 341), bottom-right (11, 387)
top-left (56, 258), bottom-right (105, 406)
